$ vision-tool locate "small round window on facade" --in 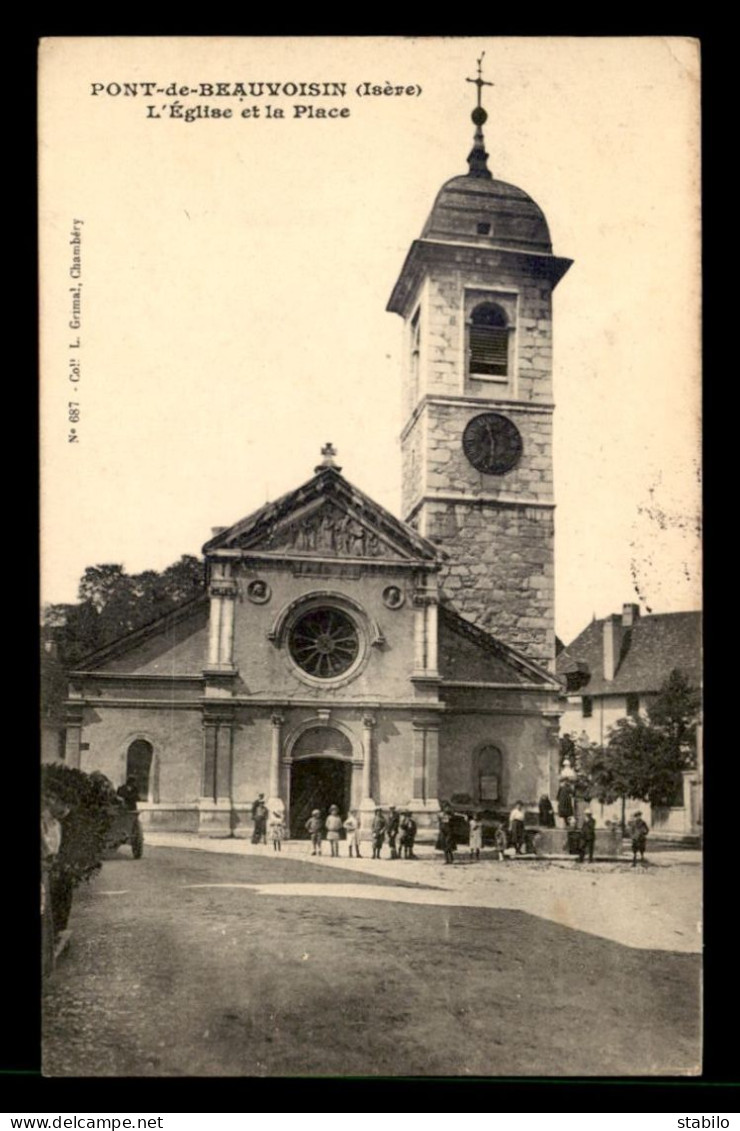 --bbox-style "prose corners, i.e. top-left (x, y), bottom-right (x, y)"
top-left (289, 607), bottom-right (360, 678)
